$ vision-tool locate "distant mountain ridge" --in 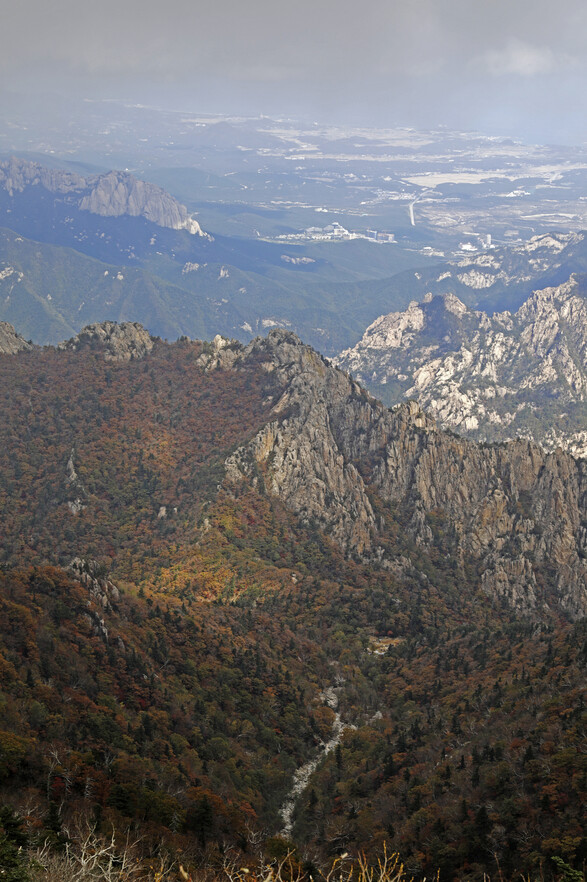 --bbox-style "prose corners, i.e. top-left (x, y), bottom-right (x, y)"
top-left (336, 273), bottom-right (587, 457)
top-left (0, 156), bottom-right (206, 235)
top-left (0, 151), bottom-right (437, 352)
top-left (0, 223), bottom-right (433, 352)
top-left (357, 230), bottom-right (587, 318)
top-left (5, 155), bottom-right (587, 362)
top-left (0, 227), bottom-right (214, 344)
top-left (5, 154), bottom-right (587, 355)
top-left (438, 232), bottom-right (583, 305)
